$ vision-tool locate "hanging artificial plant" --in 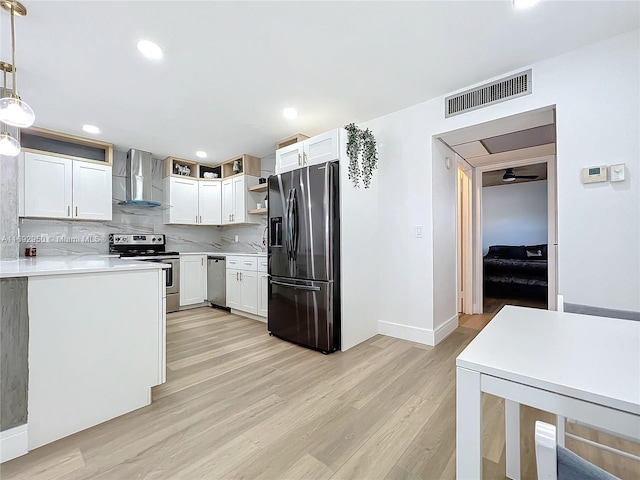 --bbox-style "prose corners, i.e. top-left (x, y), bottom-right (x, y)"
top-left (344, 123), bottom-right (378, 188)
